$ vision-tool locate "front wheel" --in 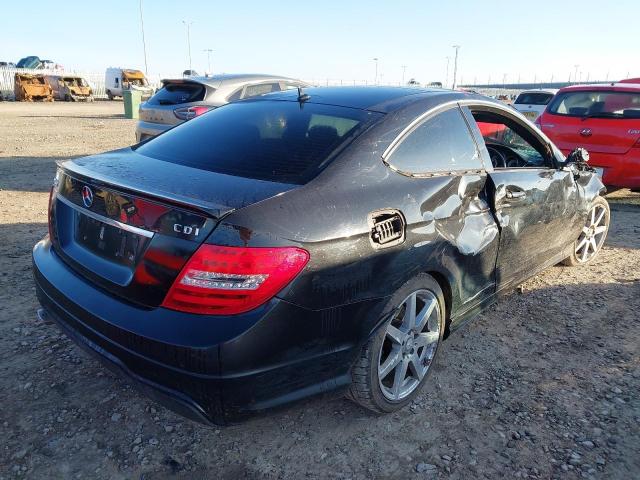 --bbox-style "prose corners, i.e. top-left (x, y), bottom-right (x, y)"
top-left (349, 274), bottom-right (445, 413)
top-left (562, 196), bottom-right (610, 266)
